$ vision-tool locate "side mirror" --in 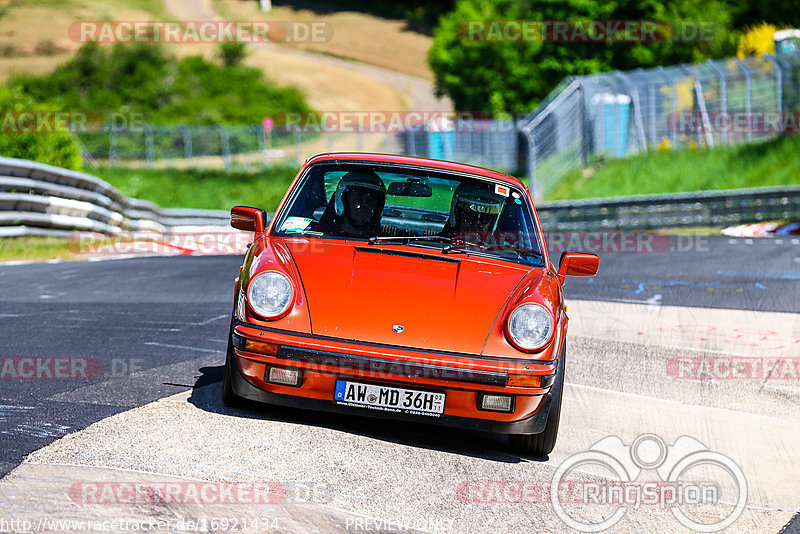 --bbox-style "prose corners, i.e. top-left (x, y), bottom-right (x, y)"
top-left (231, 206), bottom-right (266, 233)
top-left (557, 251), bottom-right (599, 283)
